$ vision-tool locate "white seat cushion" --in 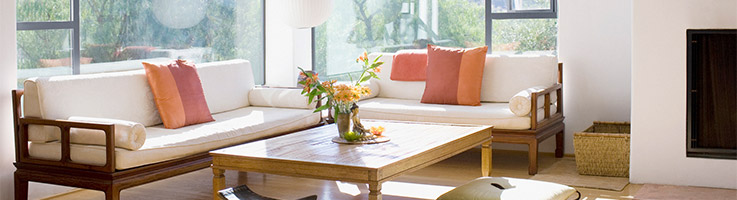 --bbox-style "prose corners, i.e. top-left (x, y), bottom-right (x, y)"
top-left (357, 98), bottom-right (531, 130)
top-left (28, 107), bottom-right (321, 170)
top-left (437, 177), bottom-right (576, 200)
